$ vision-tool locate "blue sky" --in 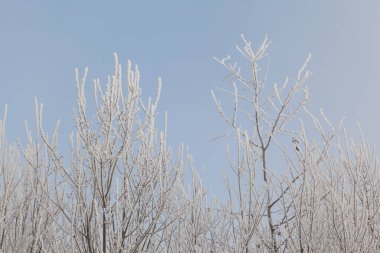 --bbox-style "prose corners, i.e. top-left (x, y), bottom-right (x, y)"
top-left (1, 1), bottom-right (380, 193)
